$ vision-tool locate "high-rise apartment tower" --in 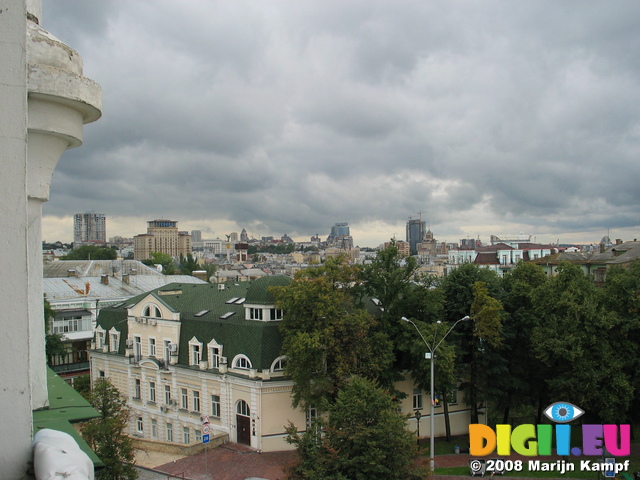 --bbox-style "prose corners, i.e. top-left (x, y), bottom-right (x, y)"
top-left (73, 212), bottom-right (106, 245)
